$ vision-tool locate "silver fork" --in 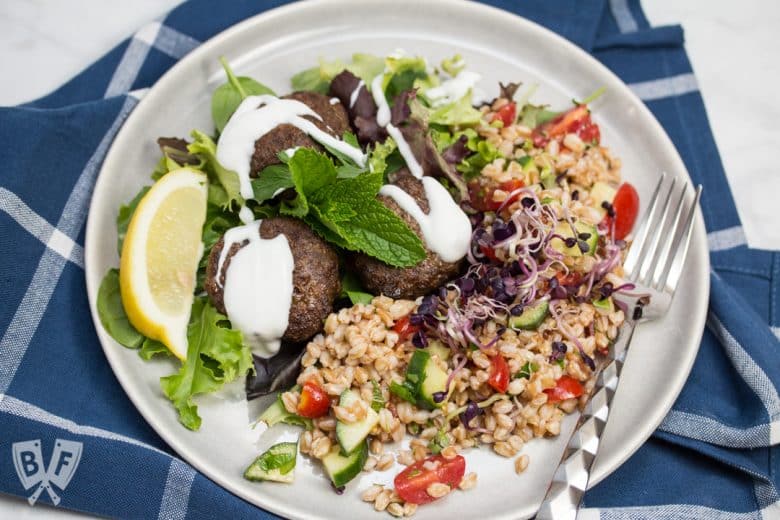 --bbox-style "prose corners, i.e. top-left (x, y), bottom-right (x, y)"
top-left (535, 173), bottom-right (702, 520)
